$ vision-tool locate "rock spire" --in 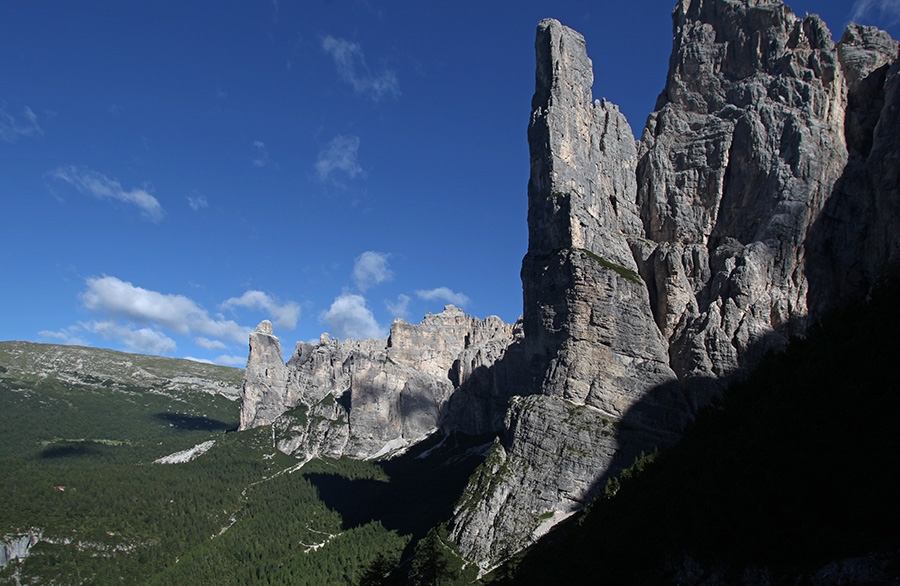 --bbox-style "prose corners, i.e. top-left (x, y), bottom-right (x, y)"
top-left (453, 0), bottom-right (900, 570)
top-left (239, 0), bottom-right (900, 574)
